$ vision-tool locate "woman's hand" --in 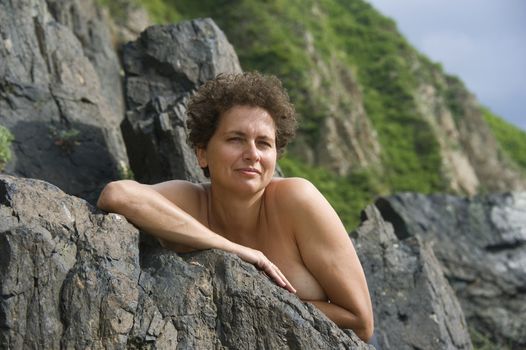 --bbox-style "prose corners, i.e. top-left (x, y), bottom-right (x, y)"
top-left (231, 244), bottom-right (296, 294)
